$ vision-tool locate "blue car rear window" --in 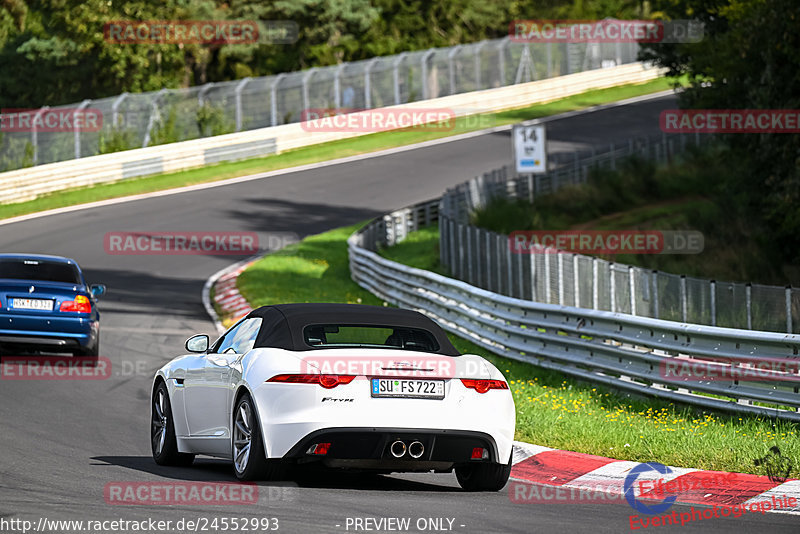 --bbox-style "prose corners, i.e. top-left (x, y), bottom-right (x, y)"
top-left (0, 259), bottom-right (81, 284)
